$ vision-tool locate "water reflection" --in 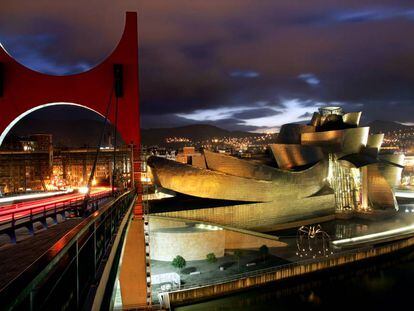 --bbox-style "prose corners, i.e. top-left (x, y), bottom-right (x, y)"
top-left (334, 222), bottom-right (369, 239)
top-left (275, 204), bottom-right (414, 241)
